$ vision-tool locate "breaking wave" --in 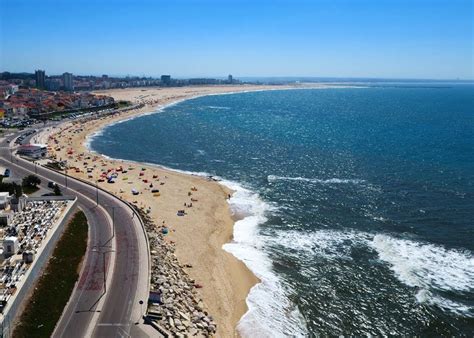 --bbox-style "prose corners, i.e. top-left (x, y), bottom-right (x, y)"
top-left (221, 180), bottom-right (308, 337)
top-left (272, 229), bottom-right (474, 317)
top-left (371, 234), bottom-right (474, 317)
top-left (267, 175), bottom-right (365, 185)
